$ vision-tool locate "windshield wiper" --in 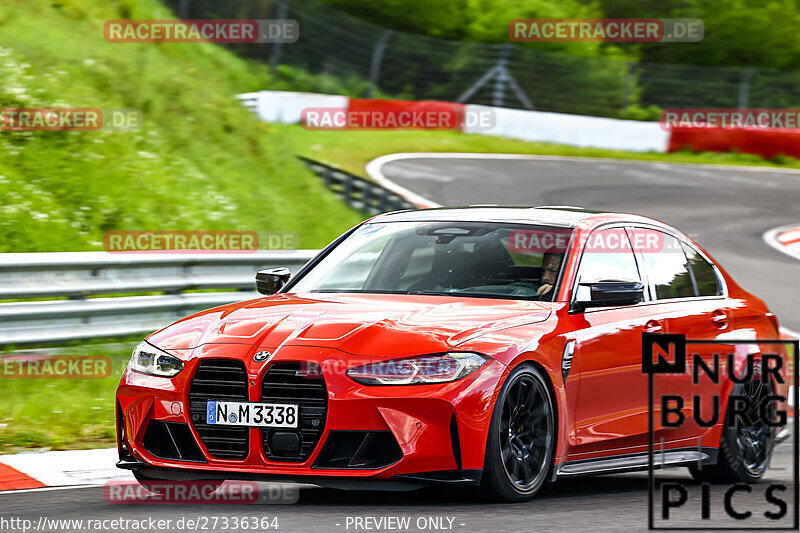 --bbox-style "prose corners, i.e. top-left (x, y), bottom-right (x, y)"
top-left (309, 289), bottom-right (414, 295)
top-left (407, 290), bottom-right (464, 296)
